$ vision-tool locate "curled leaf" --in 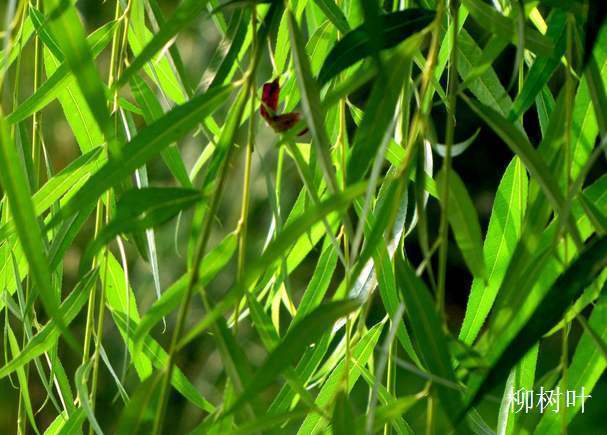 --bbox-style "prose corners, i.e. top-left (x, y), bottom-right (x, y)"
top-left (260, 78), bottom-right (308, 135)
